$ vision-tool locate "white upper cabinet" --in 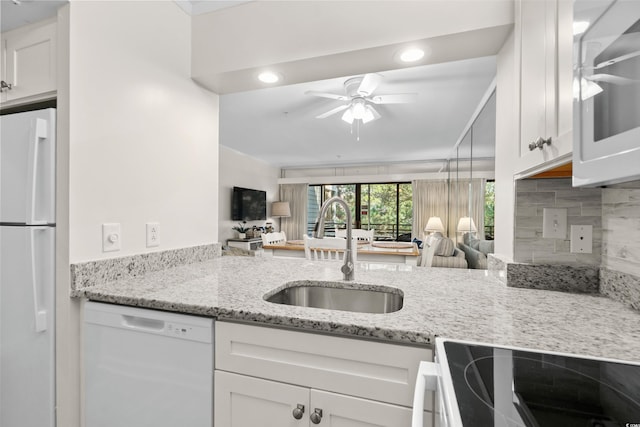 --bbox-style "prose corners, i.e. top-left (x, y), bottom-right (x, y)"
top-left (1, 18), bottom-right (57, 107)
top-left (515, 0), bottom-right (573, 177)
